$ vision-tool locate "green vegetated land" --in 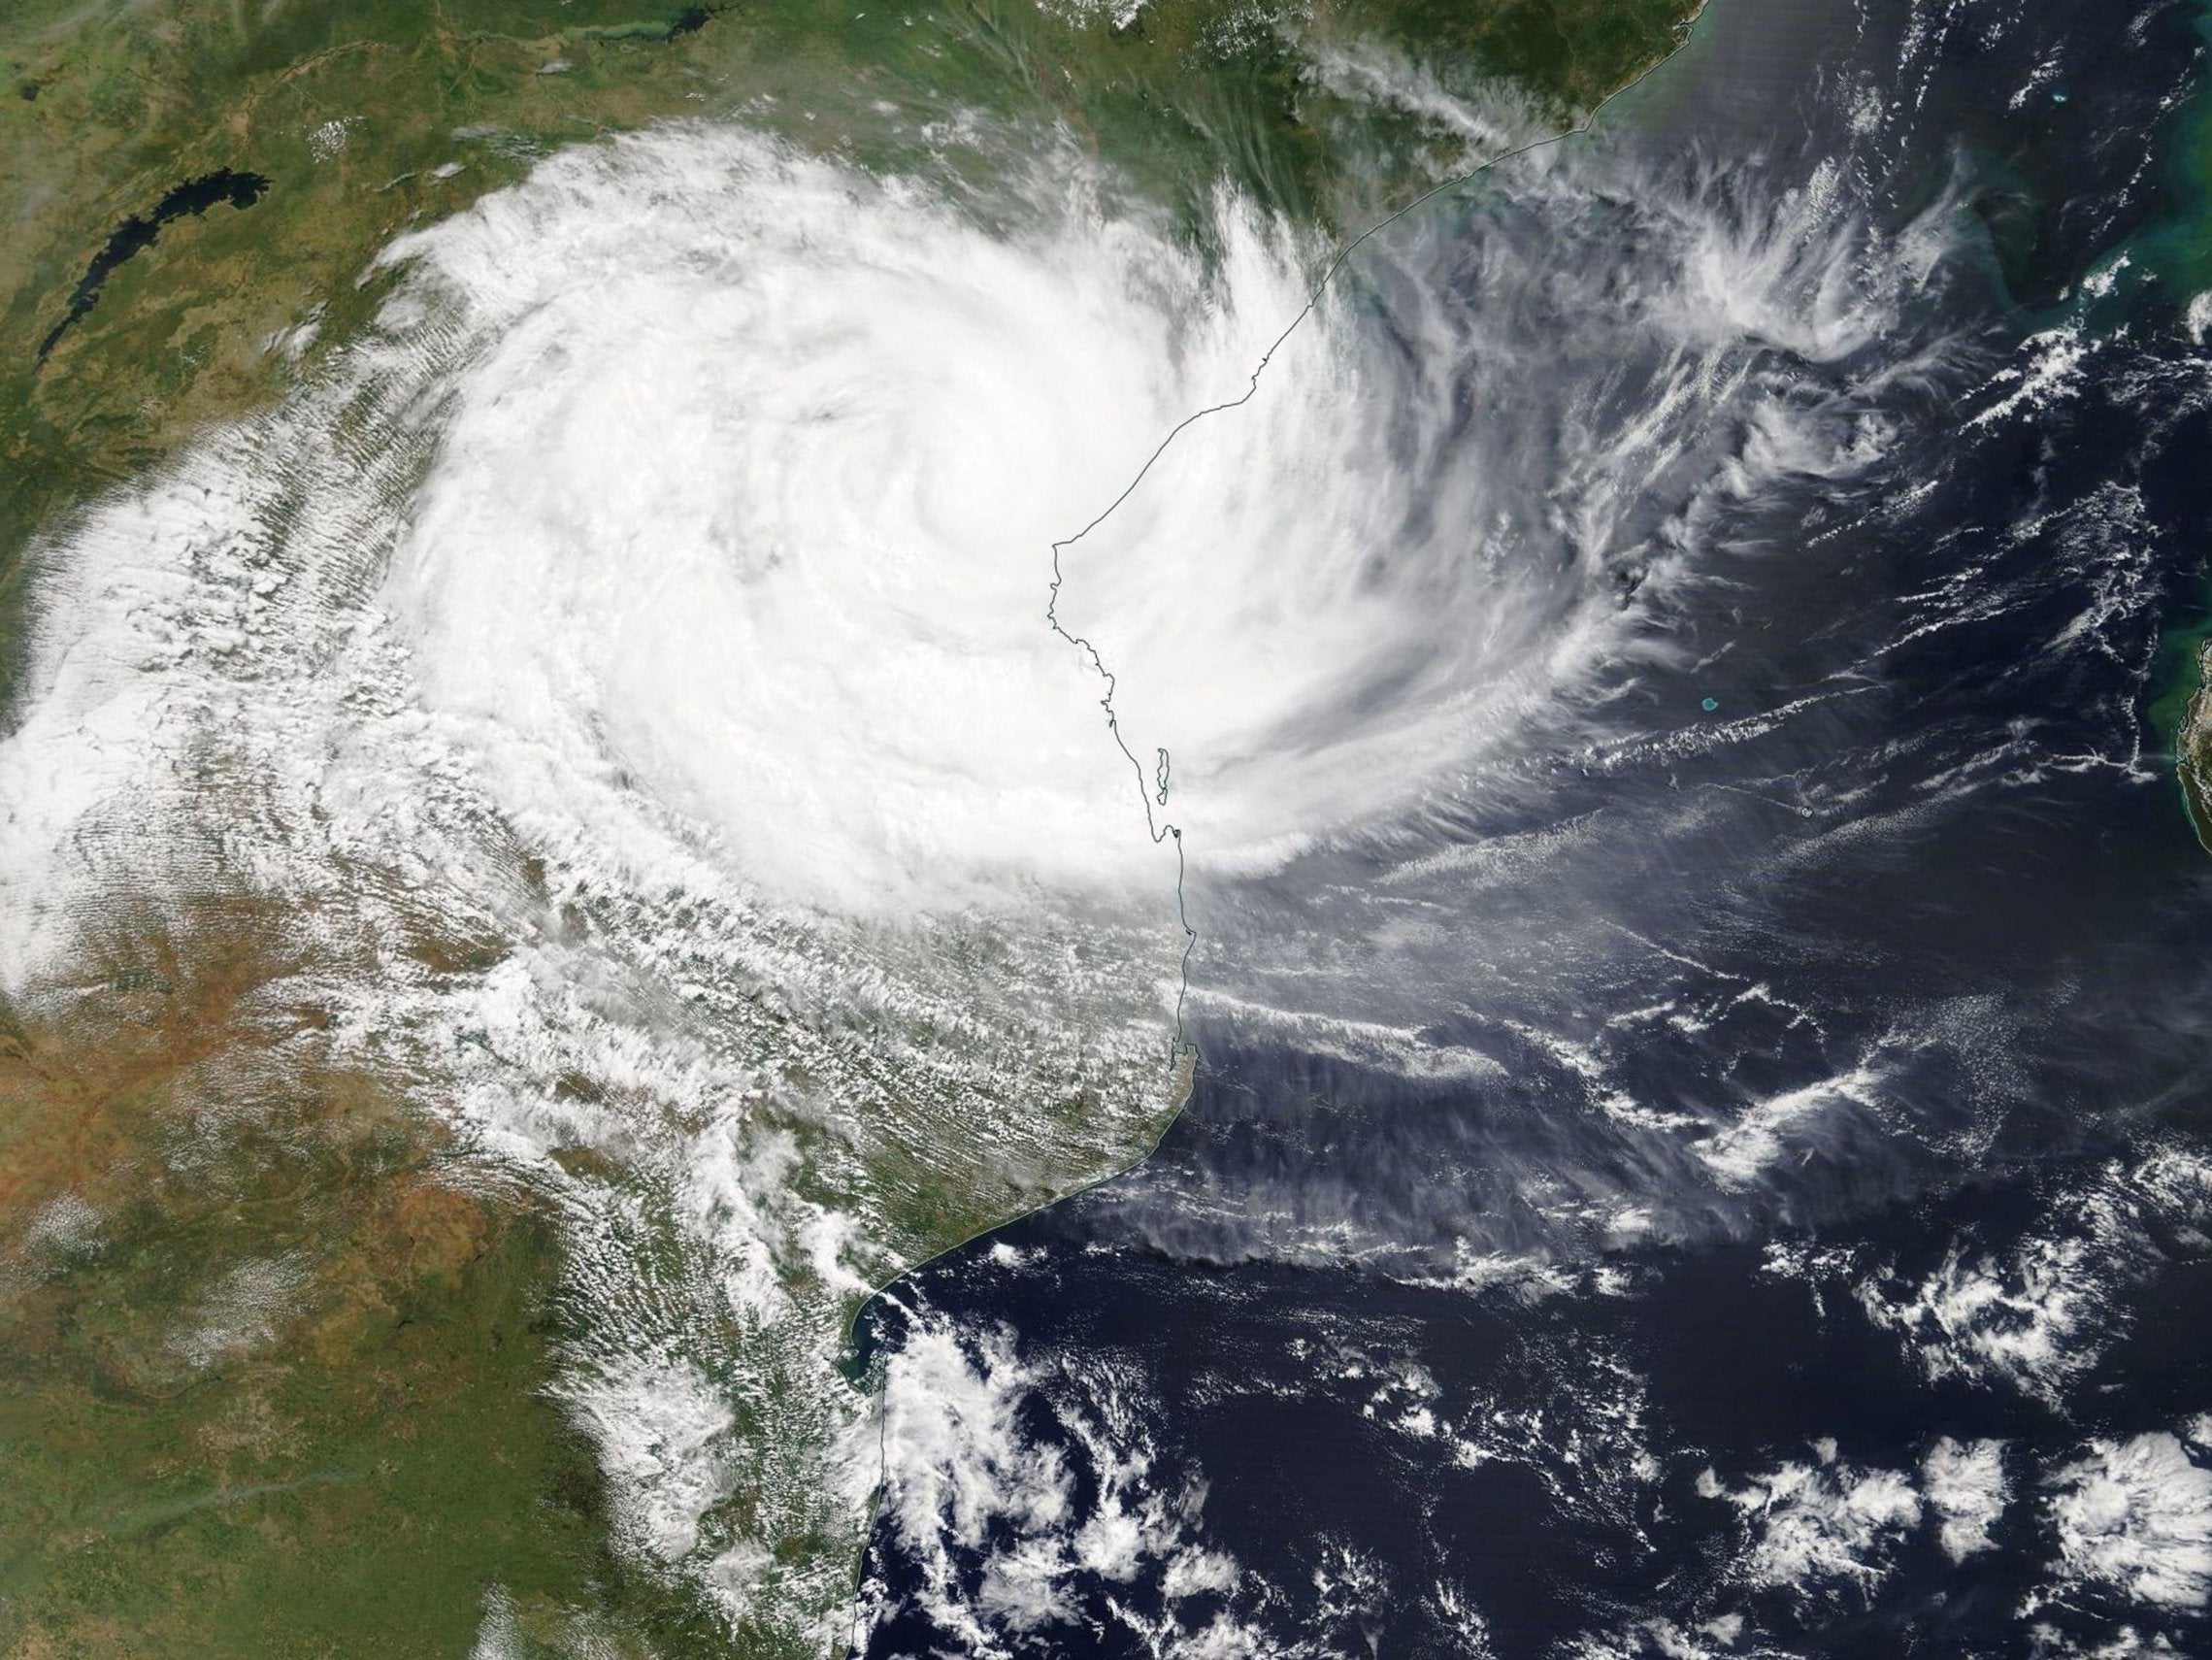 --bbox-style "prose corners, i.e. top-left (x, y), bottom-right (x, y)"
top-left (0, 0), bottom-right (1697, 634)
top-left (2129, 2), bottom-right (2212, 848)
top-left (0, 0), bottom-right (1697, 1654)
top-left (0, 902), bottom-right (721, 1656)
